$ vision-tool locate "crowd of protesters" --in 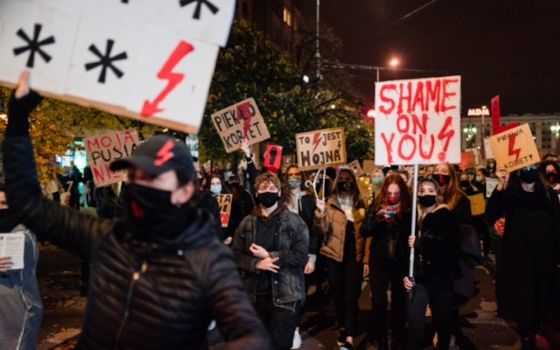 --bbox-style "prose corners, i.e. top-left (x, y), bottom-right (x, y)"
top-left (0, 72), bottom-right (559, 350)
